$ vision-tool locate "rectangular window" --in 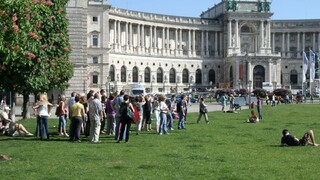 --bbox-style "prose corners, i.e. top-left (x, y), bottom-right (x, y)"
top-left (92, 75), bottom-right (98, 84)
top-left (92, 16), bottom-right (98, 22)
top-left (92, 56), bottom-right (98, 64)
top-left (93, 35), bottom-right (98, 46)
